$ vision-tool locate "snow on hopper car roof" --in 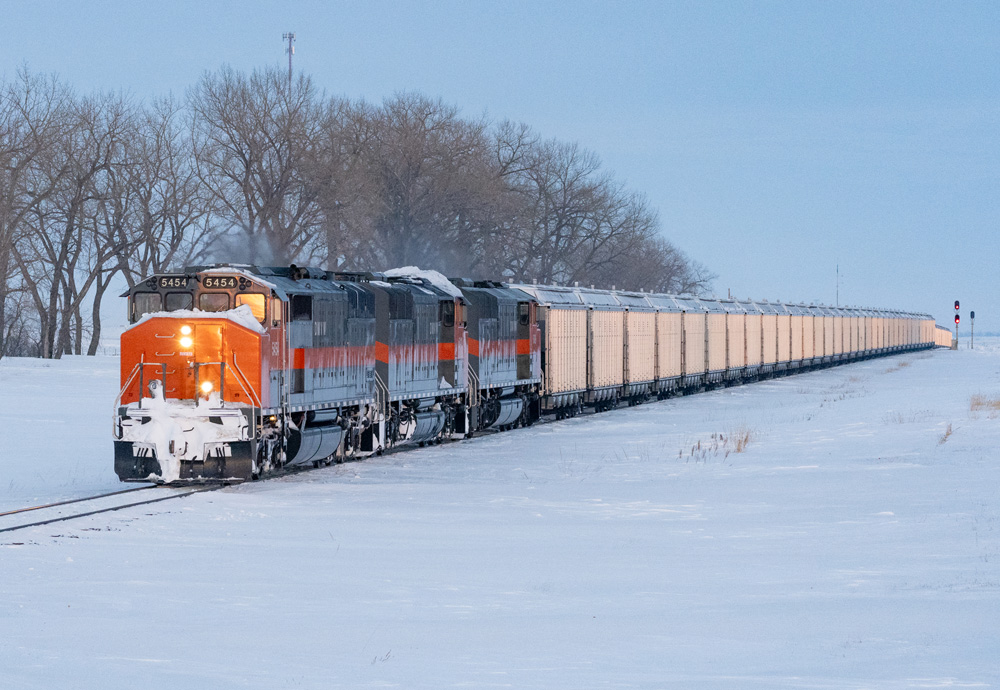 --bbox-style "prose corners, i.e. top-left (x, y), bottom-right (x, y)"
top-left (610, 291), bottom-right (657, 311)
top-left (642, 294), bottom-right (687, 312)
top-left (694, 296), bottom-right (727, 314)
top-left (573, 286), bottom-right (621, 310)
top-left (671, 295), bottom-right (709, 313)
top-left (753, 300), bottom-right (783, 316)
top-left (510, 284), bottom-right (586, 308)
top-left (719, 299), bottom-right (747, 314)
